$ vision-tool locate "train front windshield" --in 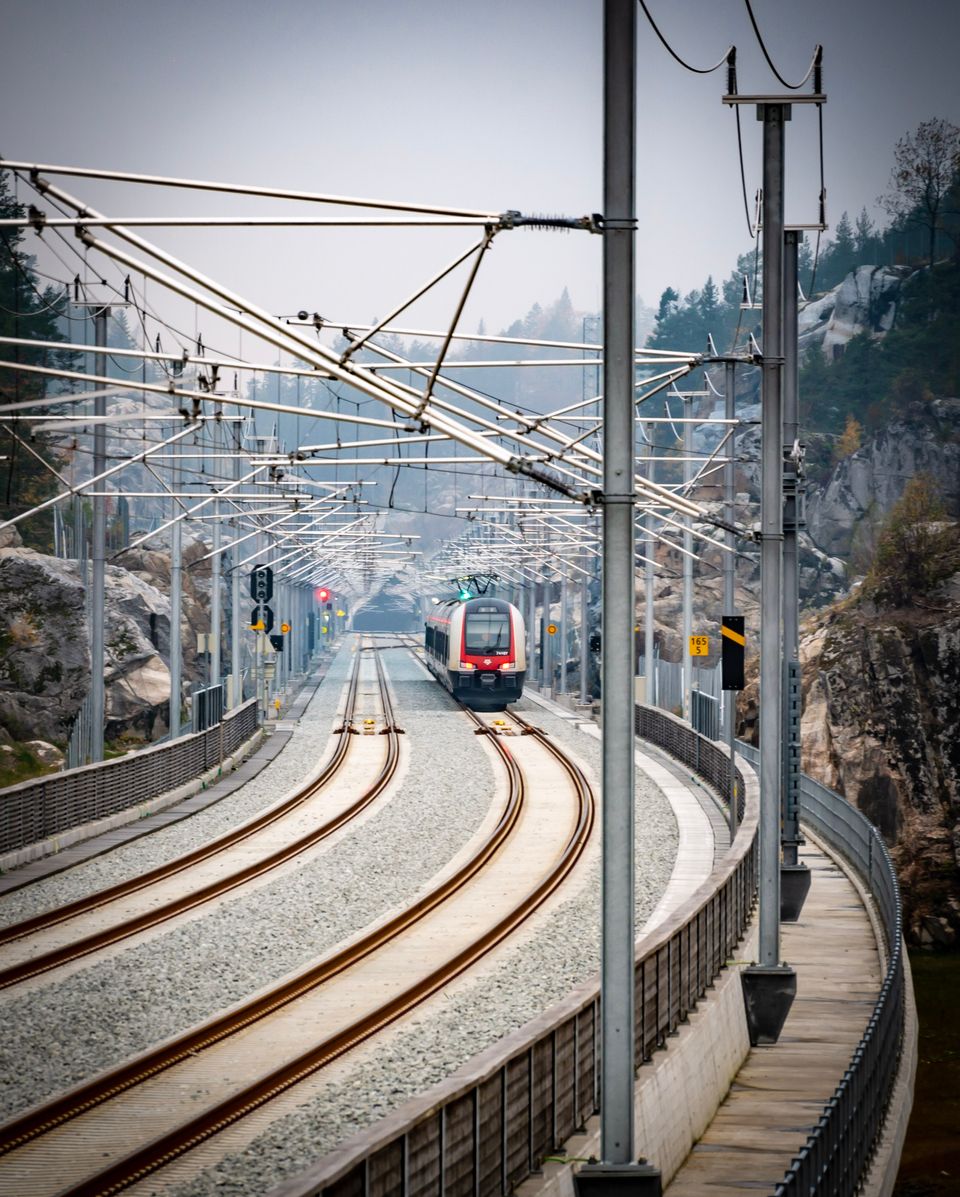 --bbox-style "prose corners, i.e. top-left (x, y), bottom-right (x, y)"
top-left (464, 612), bottom-right (509, 654)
